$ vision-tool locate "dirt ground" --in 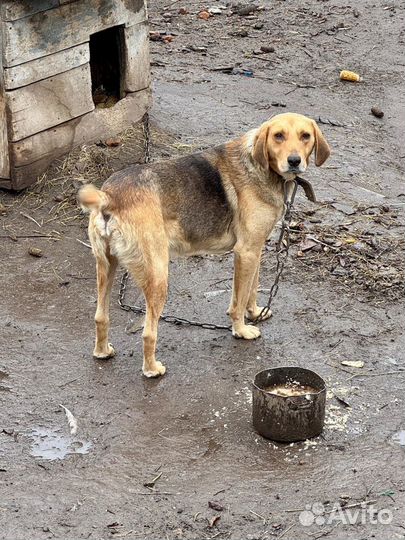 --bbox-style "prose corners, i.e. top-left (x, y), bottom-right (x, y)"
top-left (1, 1), bottom-right (405, 539)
